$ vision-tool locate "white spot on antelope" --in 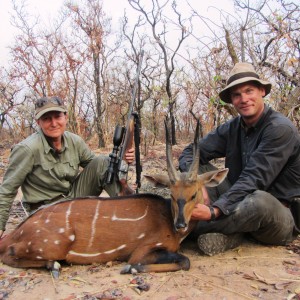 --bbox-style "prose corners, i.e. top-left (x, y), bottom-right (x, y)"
top-left (28, 241), bottom-right (32, 246)
top-left (156, 242), bottom-right (163, 246)
top-left (36, 229), bottom-right (41, 233)
top-left (104, 244), bottom-right (126, 254)
top-left (69, 235), bottom-right (75, 241)
top-left (43, 239), bottom-right (48, 243)
top-left (36, 256), bottom-right (43, 260)
top-left (58, 228), bottom-right (65, 233)
top-left (39, 248), bottom-right (43, 252)
top-left (137, 233), bottom-right (145, 239)
top-left (111, 207), bottom-right (148, 222)
top-left (33, 221), bottom-right (38, 224)
top-left (19, 230), bottom-right (23, 236)
top-left (88, 201), bottom-right (101, 248)
top-left (44, 210), bottom-right (54, 224)
top-left (26, 249), bottom-right (29, 253)
top-left (54, 240), bottom-right (60, 245)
